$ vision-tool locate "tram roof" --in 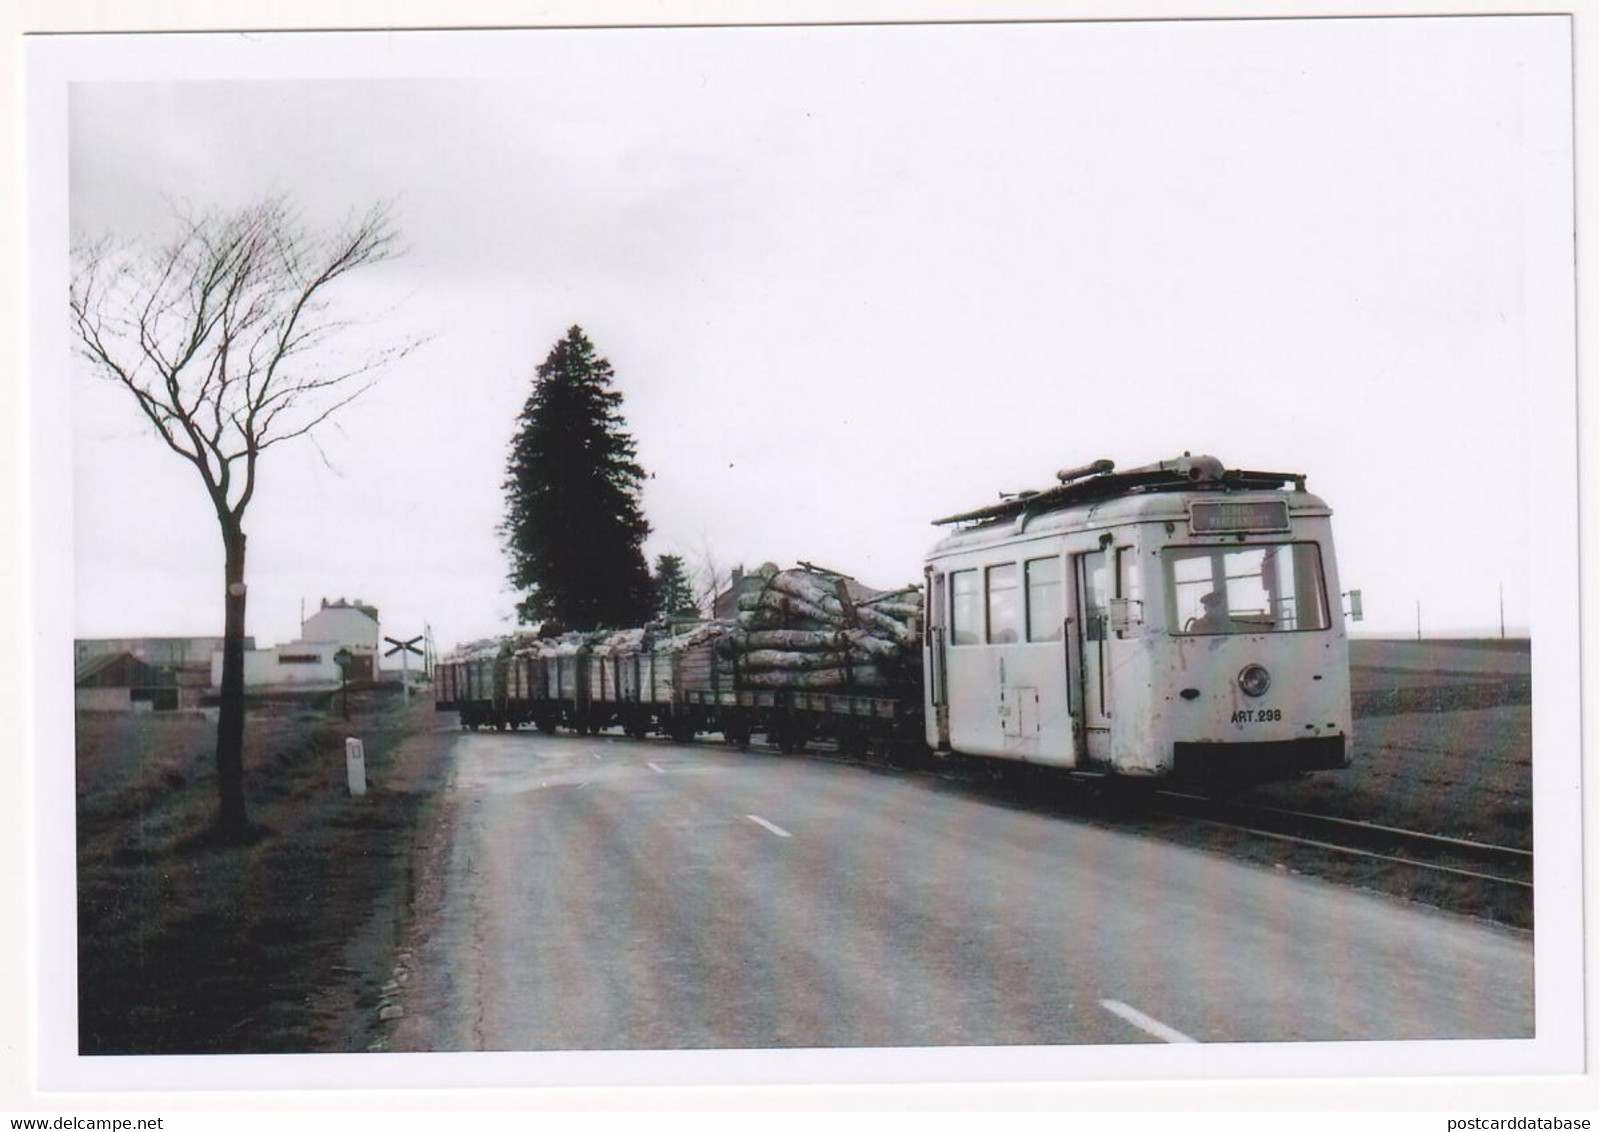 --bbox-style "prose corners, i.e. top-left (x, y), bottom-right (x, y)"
top-left (926, 456), bottom-right (1331, 555)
